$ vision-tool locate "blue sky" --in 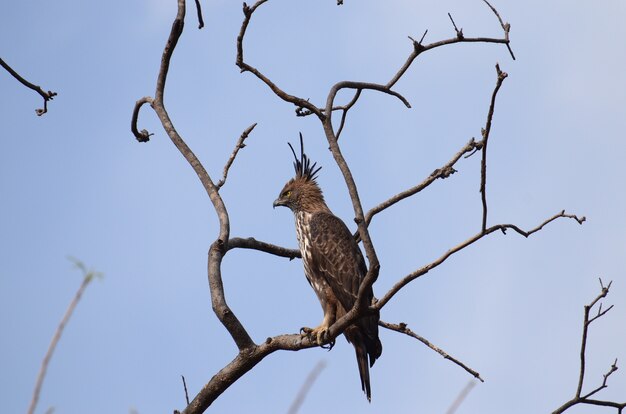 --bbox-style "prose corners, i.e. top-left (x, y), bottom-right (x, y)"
top-left (1, 1), bottom-right (625, 413)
